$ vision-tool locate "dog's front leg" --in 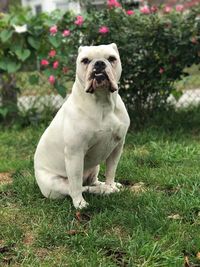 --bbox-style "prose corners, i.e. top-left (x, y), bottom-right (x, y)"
top-left (104, 142), bottom-right (124, 193)
top-left (80, 142), bottom-right (124, 196)
top-left (64, 147), bottom-right (88, 209)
